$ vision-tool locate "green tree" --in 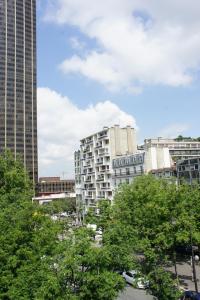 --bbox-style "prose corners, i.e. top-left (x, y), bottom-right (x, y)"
top-left (42, 197), bottom-right (76, 215)
top-left (57, 227), bottom-right (125, 300)
top-left (0, 151), bottom-right (126, 299)
top-left (111, 175), bottom-right (200, 299)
